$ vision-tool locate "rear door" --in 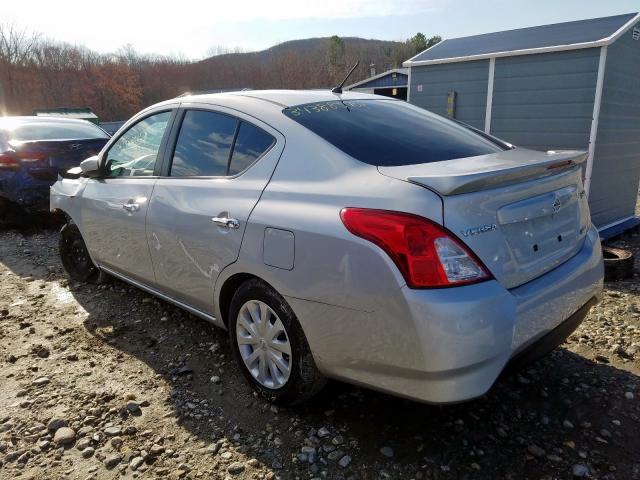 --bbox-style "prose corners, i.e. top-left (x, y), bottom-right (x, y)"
top-left (146, 104), bottom-right (283, 315)
top-left (79, 109), bottom-right (176, 284)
